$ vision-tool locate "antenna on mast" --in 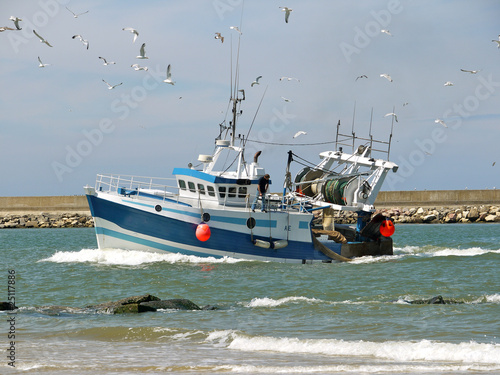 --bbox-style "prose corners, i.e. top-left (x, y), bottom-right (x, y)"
top-left (387, 105), bottom-right (395, 160)
top-left (369, 107), bottom-right (373, 151)
top-left (351, 101), bottom-right (356, 152)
